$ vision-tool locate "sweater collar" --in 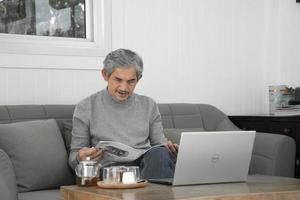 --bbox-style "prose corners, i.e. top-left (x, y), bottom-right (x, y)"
top-left (103, 88), bottom-right (134, 106)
